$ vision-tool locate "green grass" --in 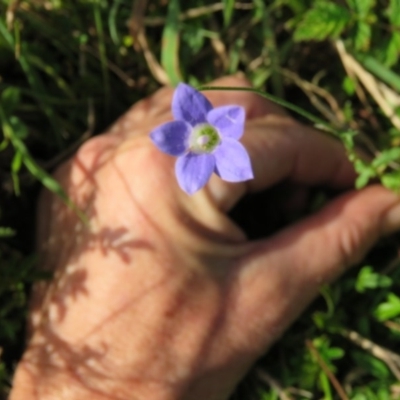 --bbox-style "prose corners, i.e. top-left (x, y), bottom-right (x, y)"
top-left (0, 0), bottom-right (400, 398)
